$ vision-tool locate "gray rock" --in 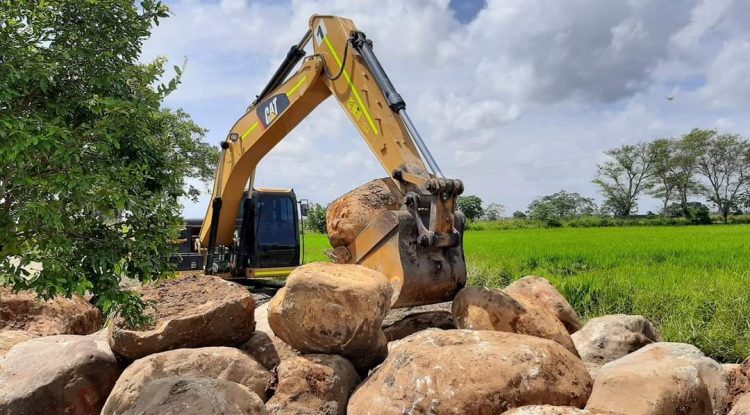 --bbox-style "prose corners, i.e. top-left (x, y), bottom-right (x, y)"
top-left (0, 335), bottom-right (122, 415)
top-left (102, 346), bottom-right (272, 415)
top-left (121, 376), bottom-right (266, 415)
